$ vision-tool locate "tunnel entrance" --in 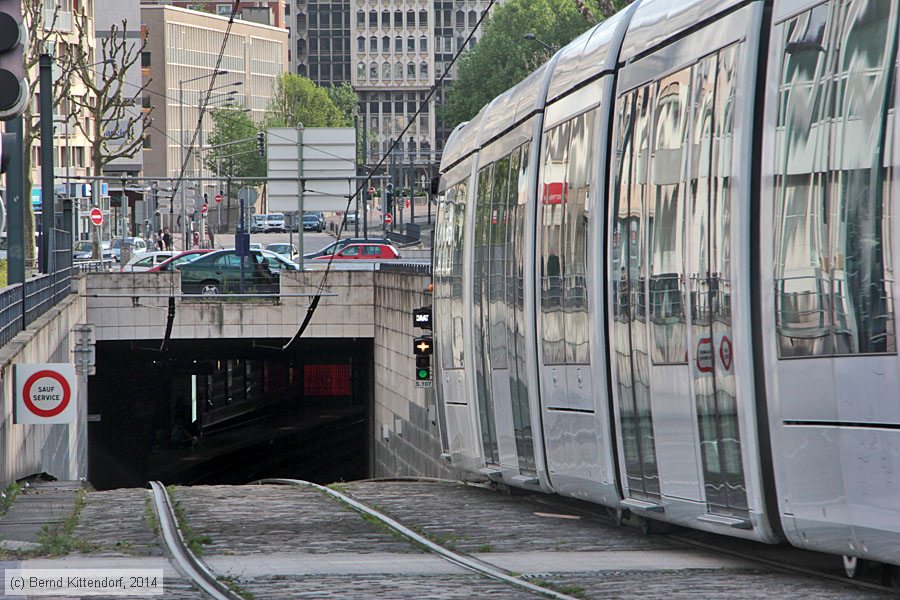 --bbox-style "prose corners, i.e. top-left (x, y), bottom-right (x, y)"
top-left (88, 339), bottom-right (373, 490)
